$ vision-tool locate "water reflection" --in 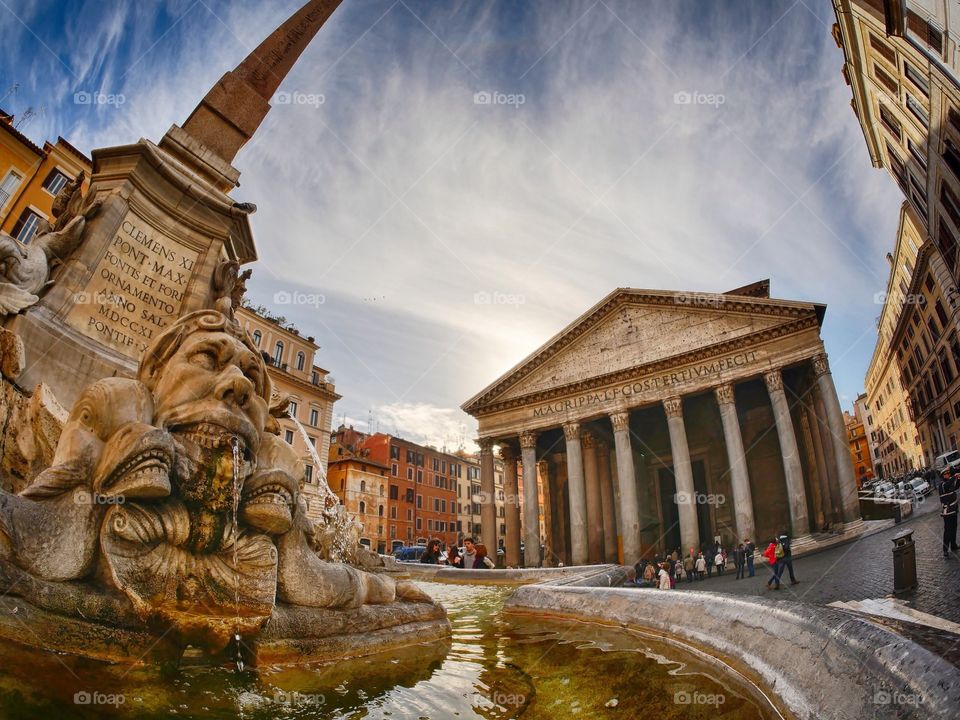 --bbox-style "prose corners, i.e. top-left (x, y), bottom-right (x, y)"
top-left (0, 582), bottom-right (780, 719)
